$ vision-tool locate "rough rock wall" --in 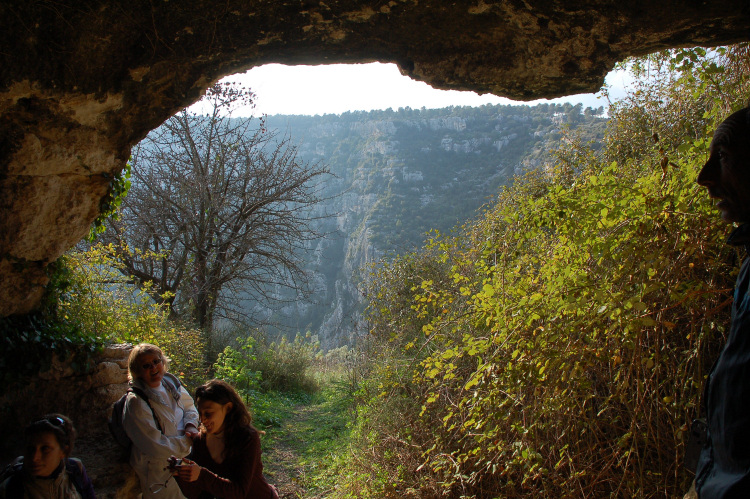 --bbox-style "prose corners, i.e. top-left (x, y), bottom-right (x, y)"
top-left (1, 1), bottom-right (750, 315)
top-left (0, 343), bottom-right (131, 438)
top-left (0, 343), bottom-right (136, 496)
